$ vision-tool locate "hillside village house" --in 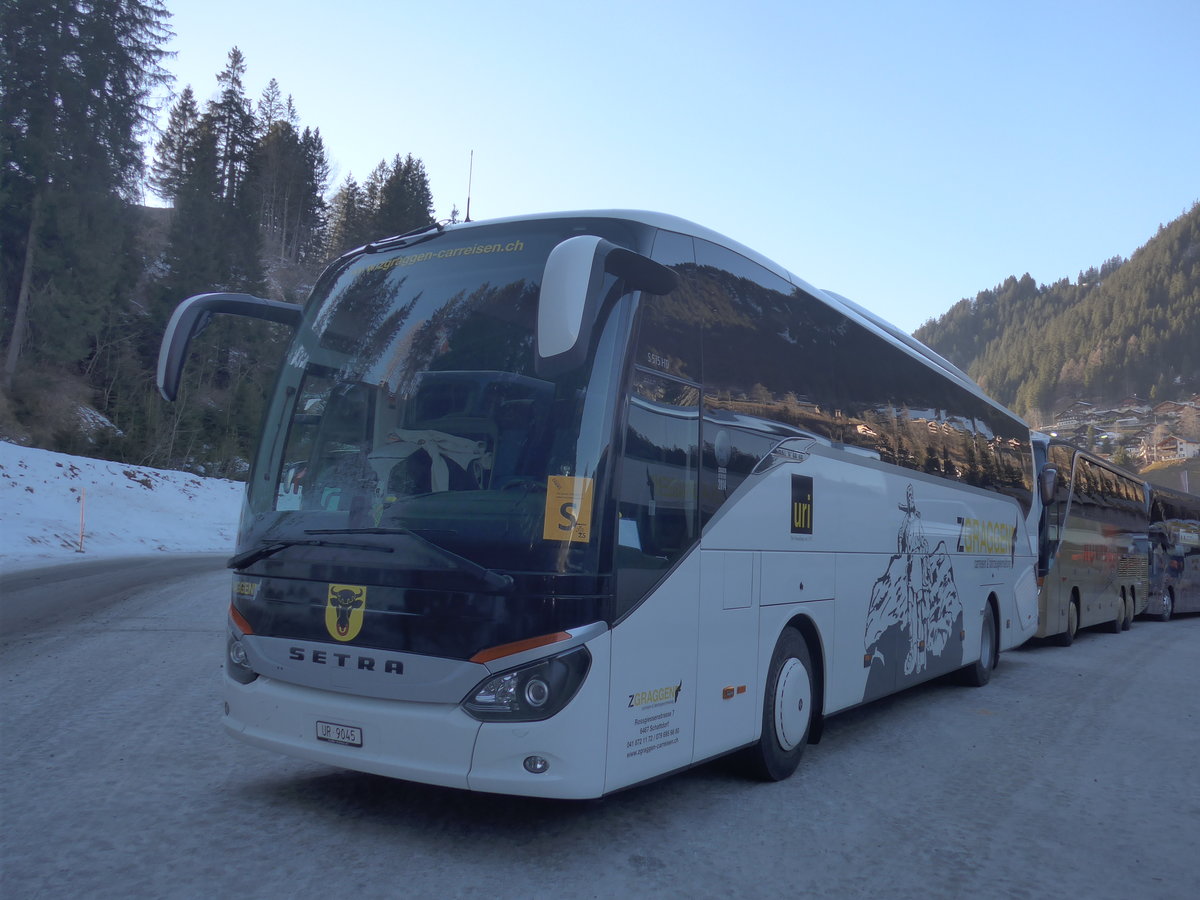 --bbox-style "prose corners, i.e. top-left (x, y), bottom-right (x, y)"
top-left (1039, 395), bottom-right (1200, 465)
top-left (1148, 433), bottom-right (1200, 462)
